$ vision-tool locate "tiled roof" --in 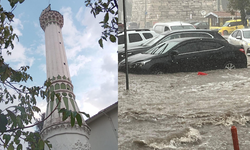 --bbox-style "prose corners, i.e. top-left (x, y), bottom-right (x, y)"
top-left (205, 11), bottom-right (241, 18)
